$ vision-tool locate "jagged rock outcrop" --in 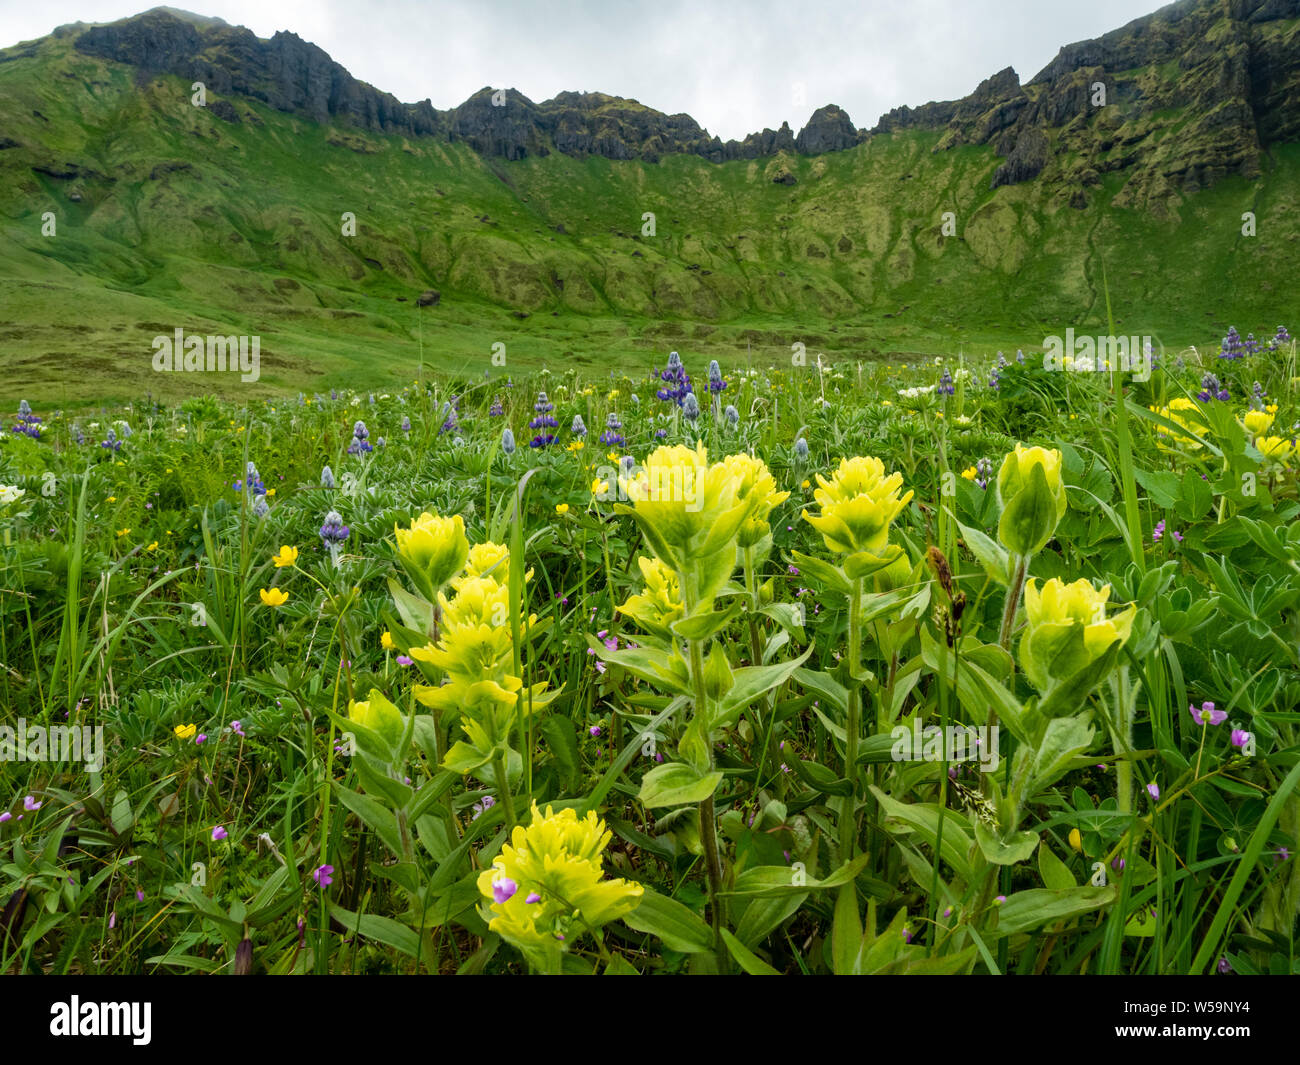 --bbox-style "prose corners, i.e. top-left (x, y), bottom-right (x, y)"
top-left (69, 7), bottom-right (863, 164)
top-left (794, 105), bottom-right (861, 153)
